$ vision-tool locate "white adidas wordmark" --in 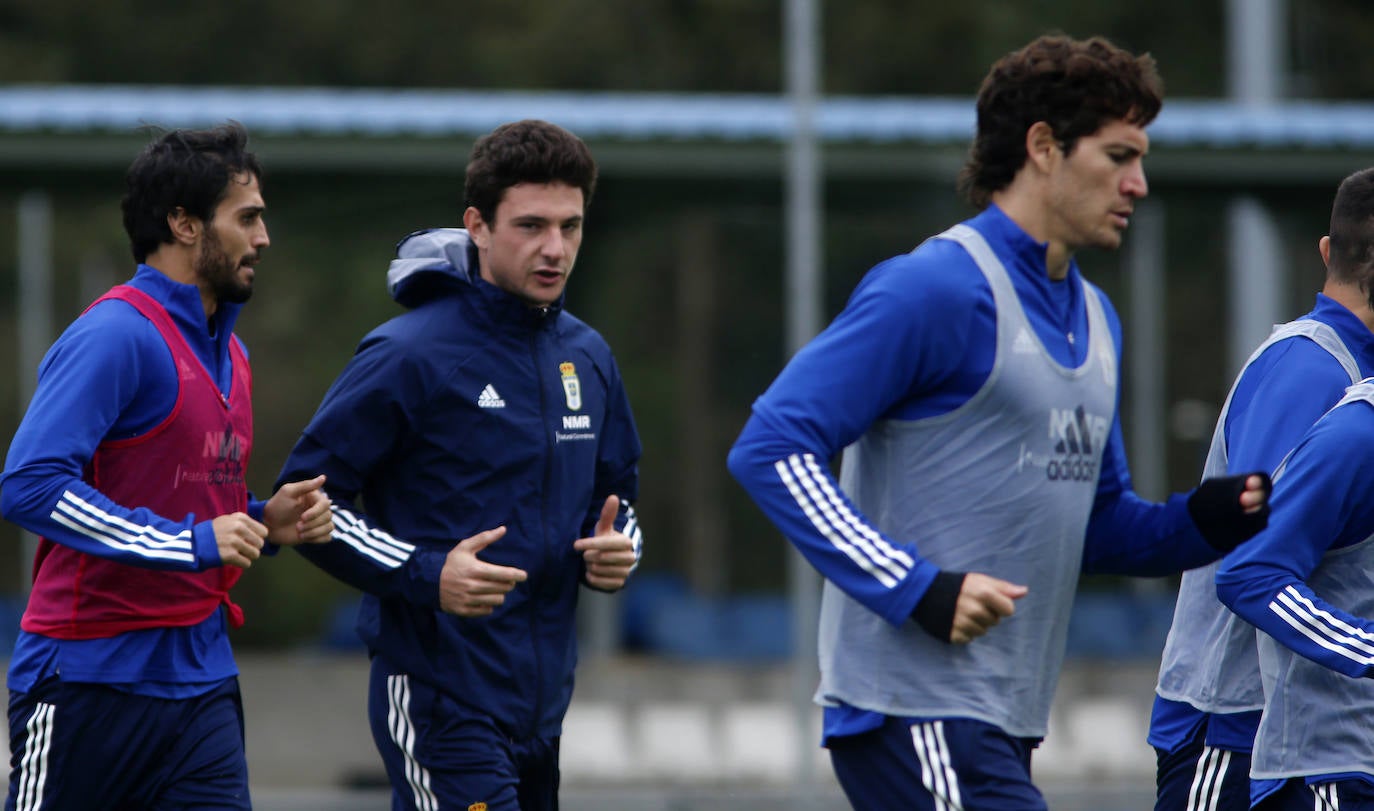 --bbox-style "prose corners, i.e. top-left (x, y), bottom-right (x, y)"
top-left (477, 384), bottom-right (506, 409)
